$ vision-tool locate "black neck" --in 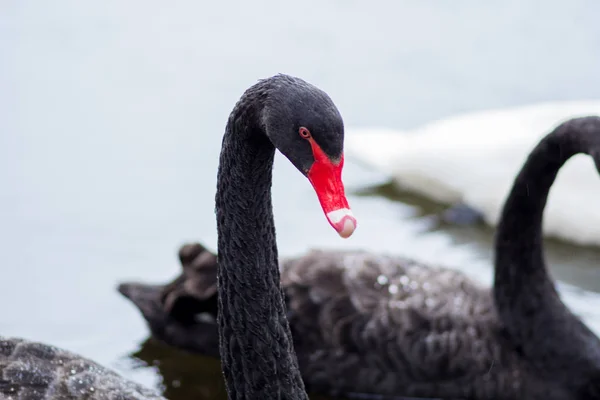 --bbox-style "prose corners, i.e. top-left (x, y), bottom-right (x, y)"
top-left (493, 117), bottom-right (600, 355)
top-left (215, 94), bottom-right (308, 400)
